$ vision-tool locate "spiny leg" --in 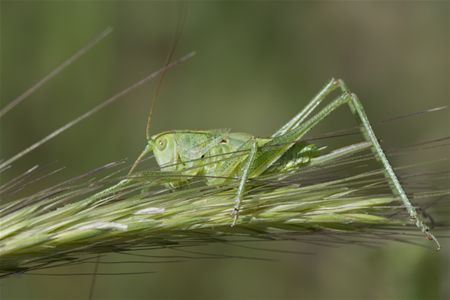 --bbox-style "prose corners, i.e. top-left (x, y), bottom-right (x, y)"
top-left (249, 79), bottom-right (346, 176)
top-left (273, 78), bottom-right (341, 137)
top-left (274, 86), bottom-right (439, 249)
top-left (87, 178), bottom-right (132, 205)
top-left (231, 139), bottom-right (258, 226)
top-left (346, 91), bottom-right (439, 249)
